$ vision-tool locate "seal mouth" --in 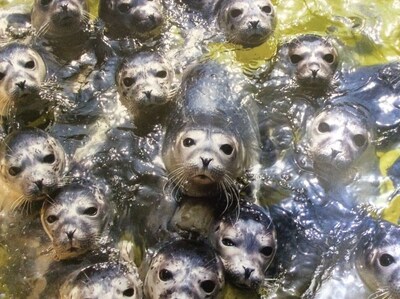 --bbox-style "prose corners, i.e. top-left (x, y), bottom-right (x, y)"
top-left (192, 174), bottom-right (214, 184)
